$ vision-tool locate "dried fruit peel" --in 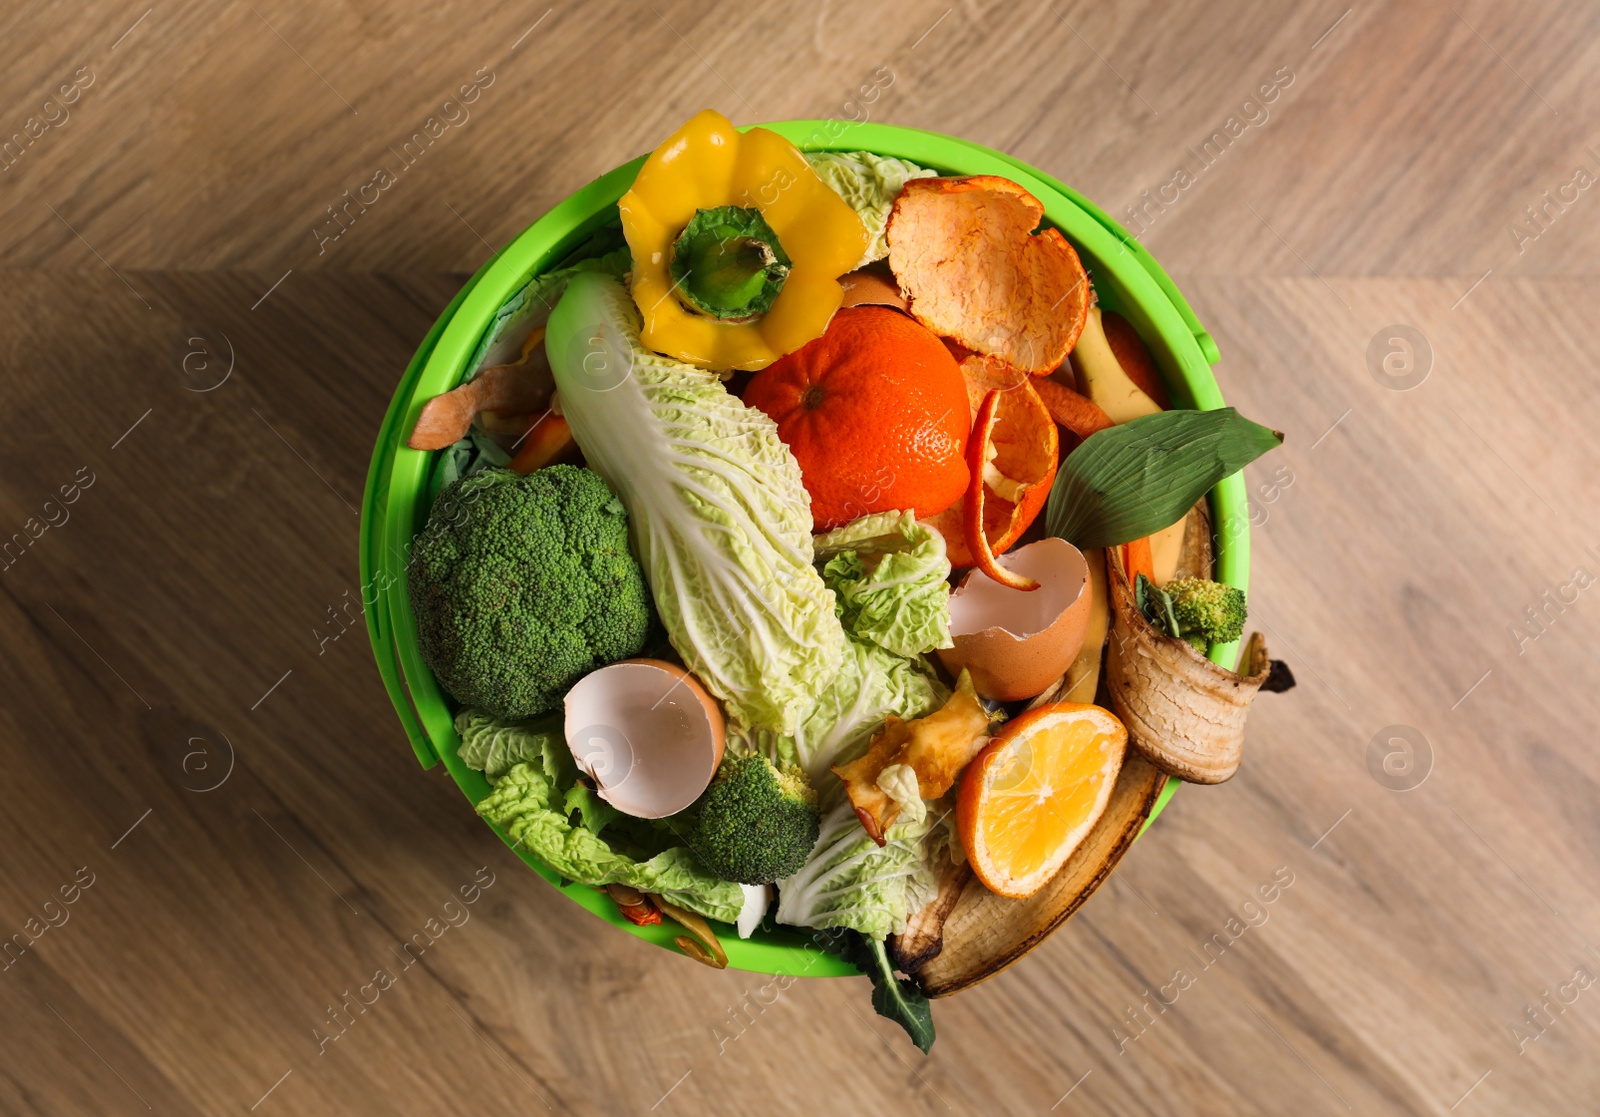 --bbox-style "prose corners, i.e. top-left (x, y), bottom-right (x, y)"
top-left (1031, 376), bottom-right (1113, 440)
top-left (407, 362), bottom-right (552, 451)
top-left (831, 672), bottom-right (990, 844)
top-left (964, 390), bottom-right (1039, 592)
top-left (887, 176), bottom-right (1090, 374)
top-left (959, 357), bottom-right (1056, 498)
